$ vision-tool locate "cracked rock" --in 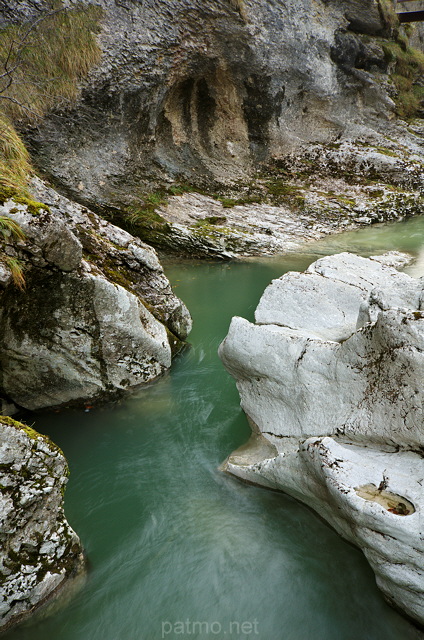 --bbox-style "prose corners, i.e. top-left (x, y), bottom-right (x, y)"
top-left (219, 252), bottom-right (424, 626)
